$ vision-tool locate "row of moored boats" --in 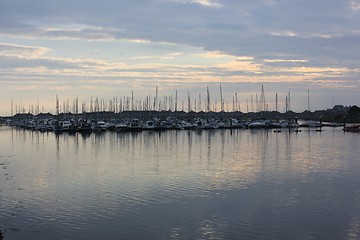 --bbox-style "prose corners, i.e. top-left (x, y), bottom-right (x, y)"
top-left (6, 117), bottom-right (341, 133)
